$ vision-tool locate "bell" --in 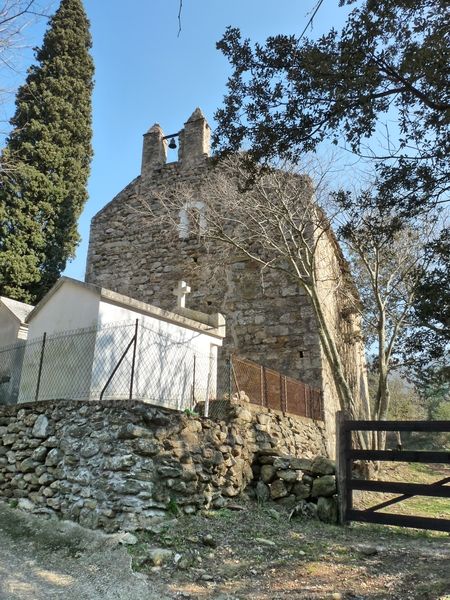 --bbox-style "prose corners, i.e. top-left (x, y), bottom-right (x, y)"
top-left (168, 137), bottom-right (177, 150)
